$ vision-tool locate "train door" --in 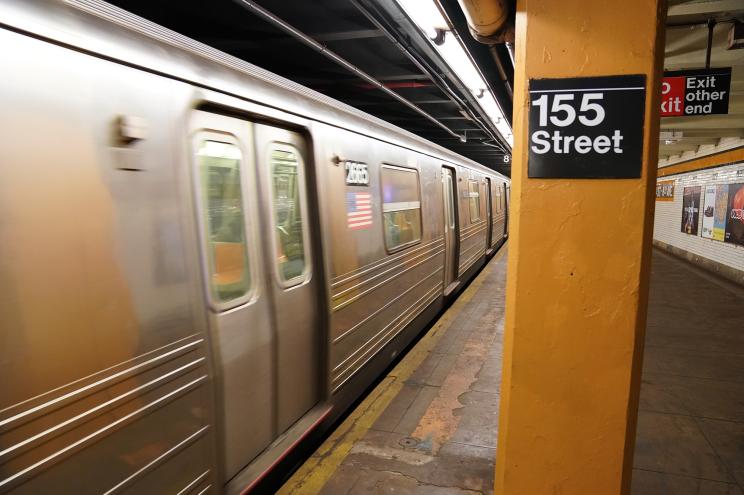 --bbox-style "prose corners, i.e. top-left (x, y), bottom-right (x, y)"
top-left (493, 181), bottom-right (502, 246)
top-left (254, 123), bottom-right (320, 434)
top-left (503, 182), bottom-right (510, 237)
top-left (485, 177), bottom-right (493, 251)
top-left (190, 111), bottom-right (274, 479)
top-left (441, 167), bottom-right (458, 293)
top-left (190, 111), bottom-right (320, 481)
